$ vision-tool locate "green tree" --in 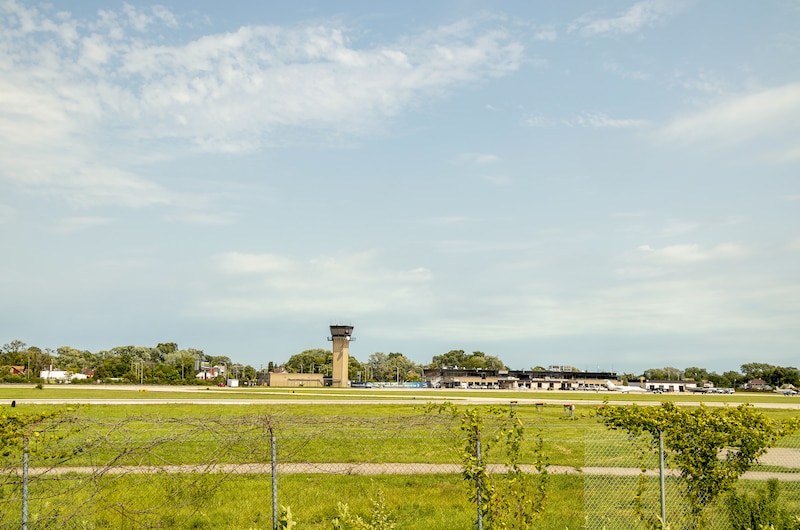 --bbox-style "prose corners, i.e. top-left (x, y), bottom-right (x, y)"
top-left (430, 349), bottom-right (469, 369)
top-left (25, 346), bottom-right (54, 377)
top-left (0, 340), bottom-right (27, 366)
top-left (164, 349), bottom-right (203, 382)
top-left (285, 349), bottom-right (332, 374)
top-left (388, 352), bottom-right (418, 382)
top-left (682, 366), bottom-right (710, 383)
top-left (642, 367), bottom-right (683, 381)
top-left (720, 370), bottom-right (745, 389)
top-left (740, 362), bottom-right (775, 381)
top-left (366, 352), bottom-right (392, 381)
top-left (767, 366), bottom-right (799, 387)
top-left (206, 355), bottom-right (232, 368)
top-left (56, 346), bottom-right (96, 374)
top-left (599, 402), bottom-right (800, 528)
top-left (348, 355), bottom-right (362, 382)
top-left (463, 351), bottom-right (506, 370)
top-left (242, 365), bottom-right (257, 383)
